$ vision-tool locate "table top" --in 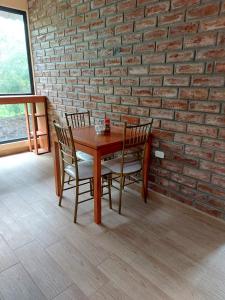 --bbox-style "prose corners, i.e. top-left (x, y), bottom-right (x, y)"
top-left (72, 126), bottom-right (124, 150)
